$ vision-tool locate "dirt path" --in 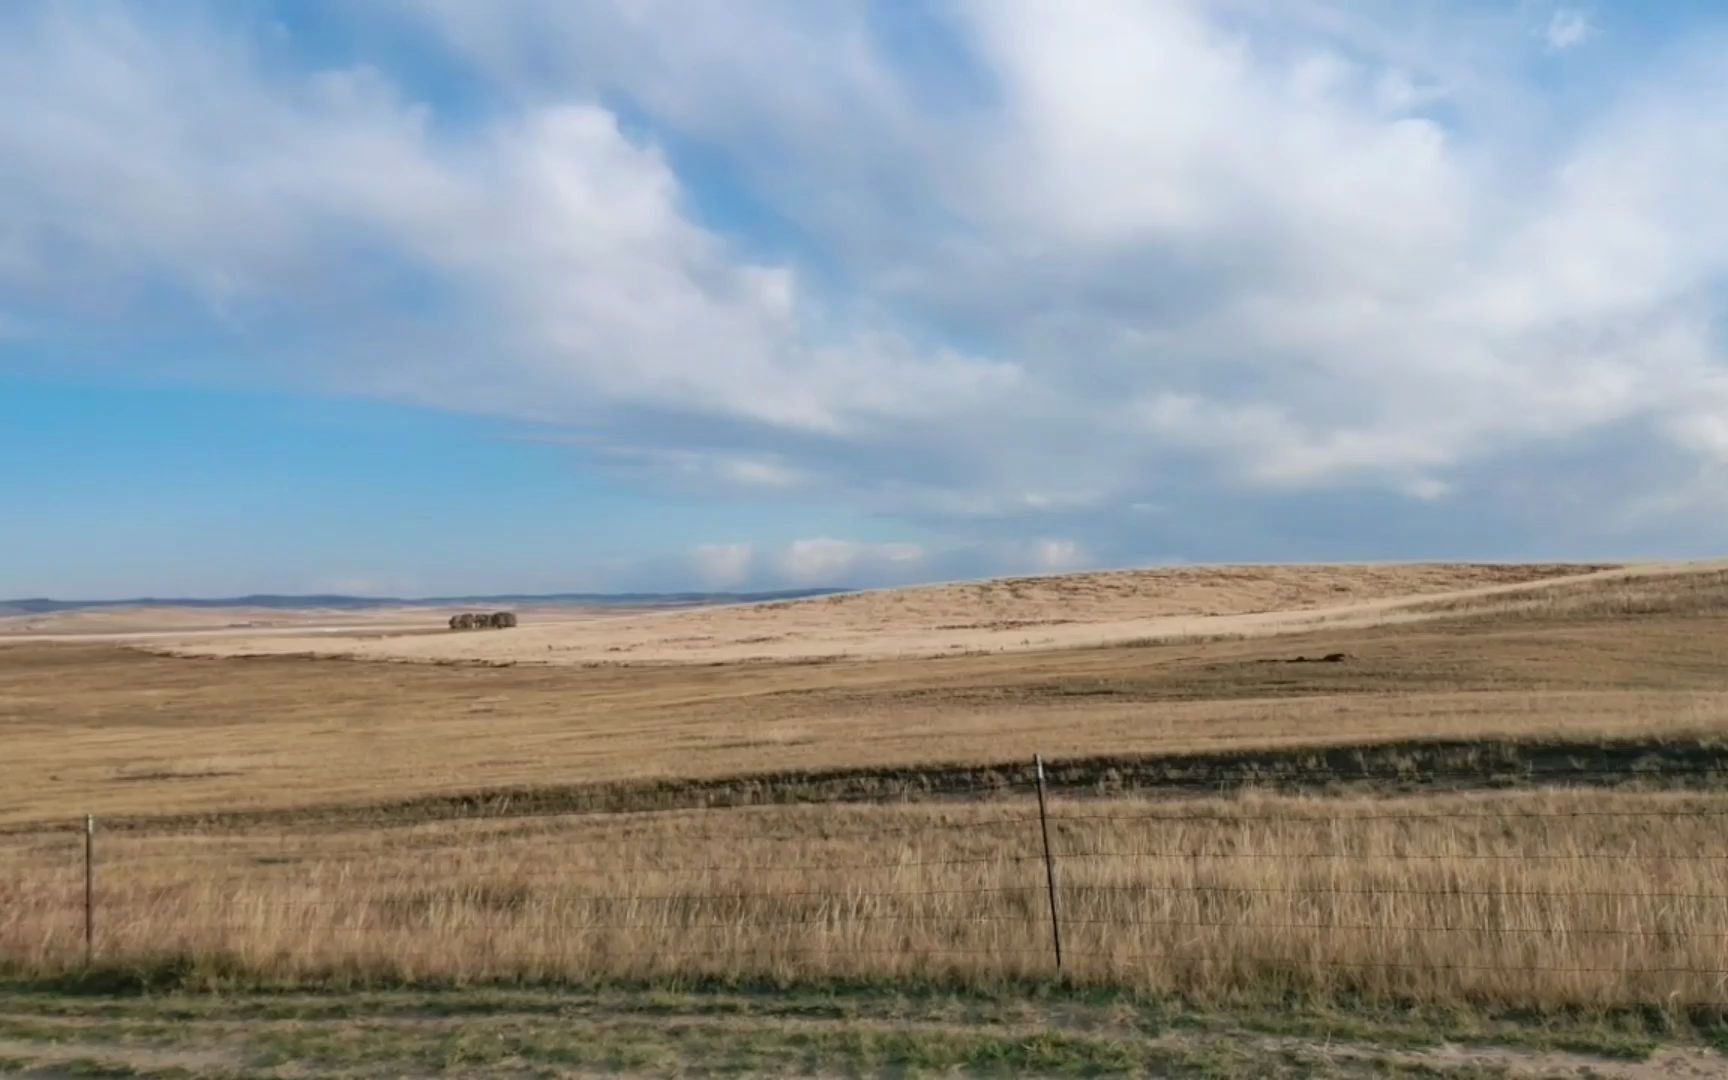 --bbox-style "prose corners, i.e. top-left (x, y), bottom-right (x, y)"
top-left (1, 984), bottom-right (1723, 1077)
top-left (0, 1036), bottom-right (245, 1077)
